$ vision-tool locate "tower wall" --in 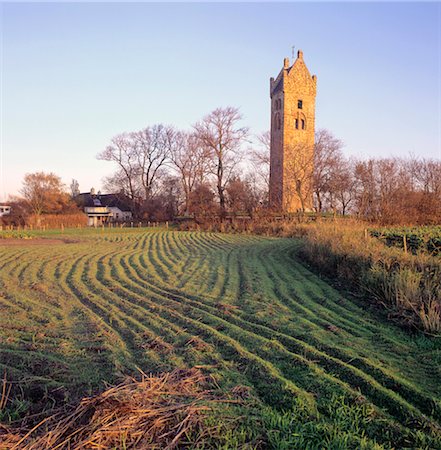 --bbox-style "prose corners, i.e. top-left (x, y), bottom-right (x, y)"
top-left (269, 51), bottom-right (317, 212)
